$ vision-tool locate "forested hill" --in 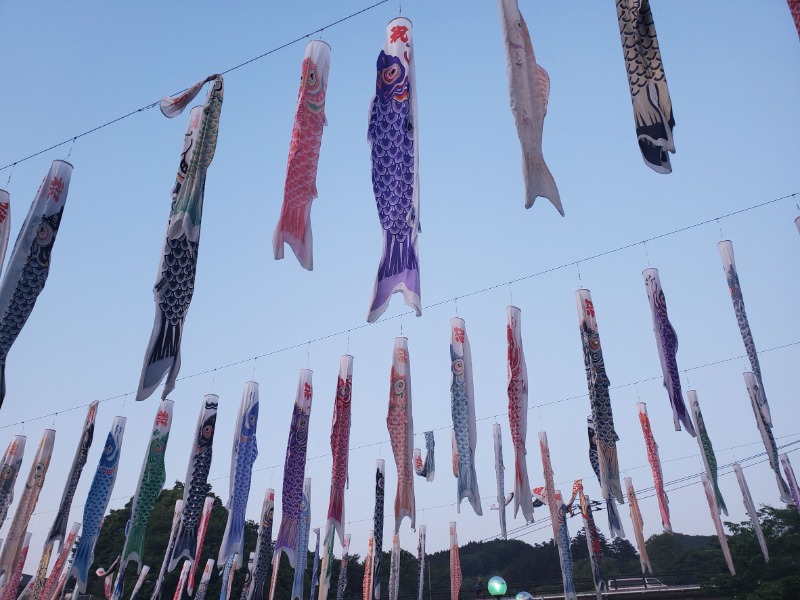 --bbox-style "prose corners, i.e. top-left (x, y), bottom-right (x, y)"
top-left (79, 483), bottom-right (799, 599)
